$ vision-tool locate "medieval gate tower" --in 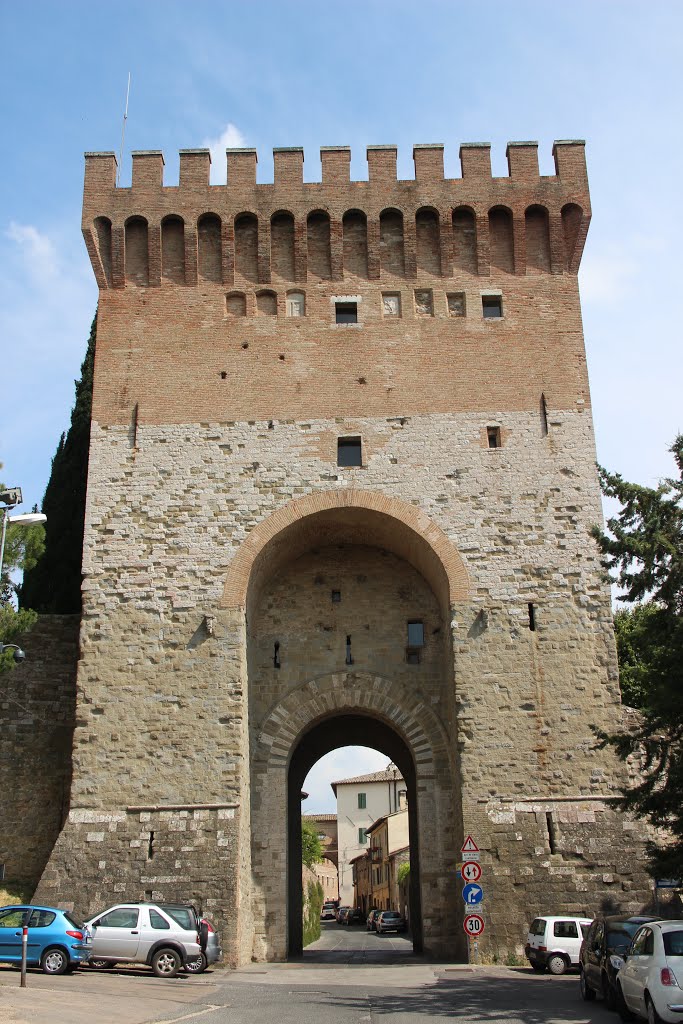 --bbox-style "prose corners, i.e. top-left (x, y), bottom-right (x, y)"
top-left (33, 139), bottom-right (651, 963)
